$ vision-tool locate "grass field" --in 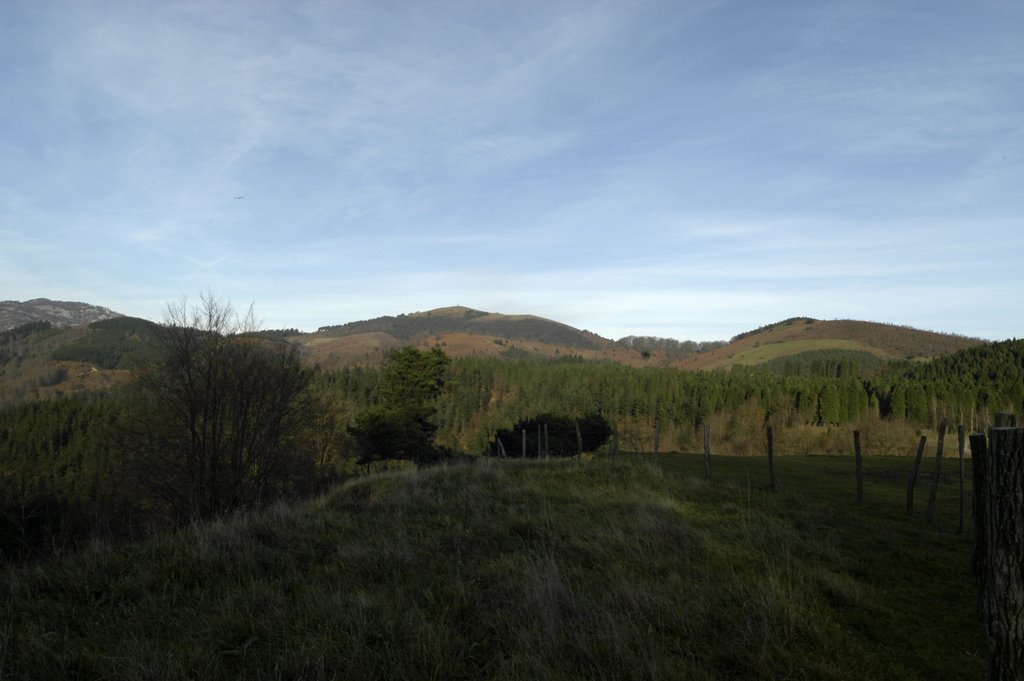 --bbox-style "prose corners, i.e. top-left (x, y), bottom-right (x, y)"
top-left (0, 453), bottom-right (985, 680)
